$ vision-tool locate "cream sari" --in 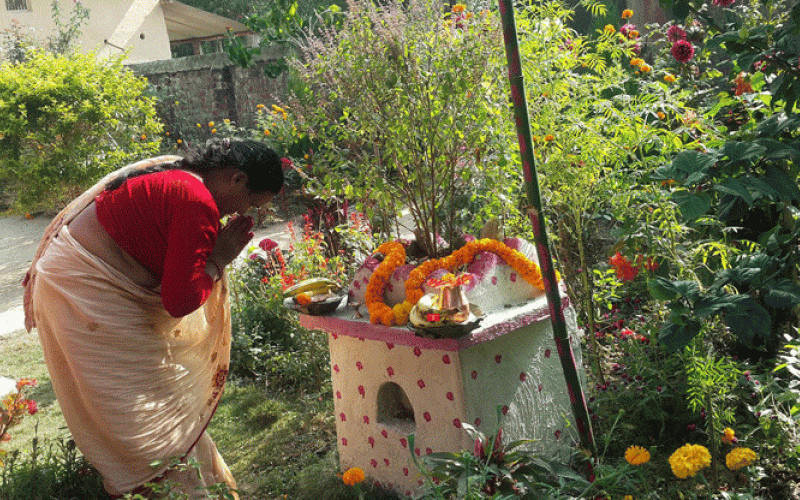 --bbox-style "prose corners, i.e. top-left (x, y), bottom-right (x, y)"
top-left (23, 157), bottom-right (237, 498)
